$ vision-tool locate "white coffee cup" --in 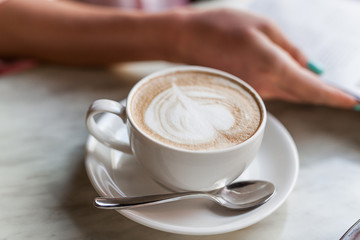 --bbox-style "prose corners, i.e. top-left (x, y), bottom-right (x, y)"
top-left (86, 66), bottom-right (267, 191)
